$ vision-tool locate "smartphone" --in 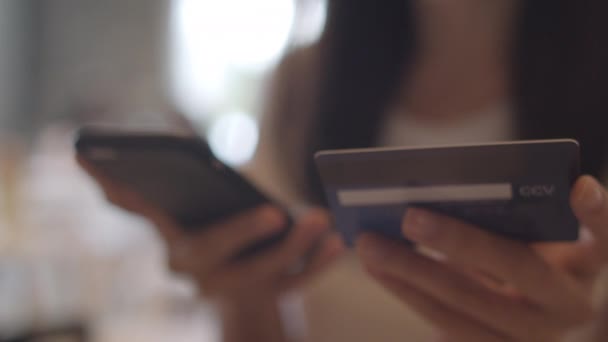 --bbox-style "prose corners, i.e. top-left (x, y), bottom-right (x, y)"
top-left (315, 139), bottom-right (581, 246)
top-left (75, 125), bottom-right (291, 259)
